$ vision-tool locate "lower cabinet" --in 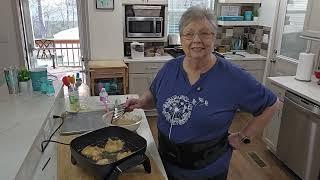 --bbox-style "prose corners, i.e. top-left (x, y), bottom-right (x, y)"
top-left (248, 69), bottom-right (264, 82)
top-left (231, 60), bottom-right (266, 82)
top-left (128, 62), bottom-right (164, 116)
top-left (129, 73), bottom-right (153, 97)
top-left (263, 80), bottom-right (286, 154)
